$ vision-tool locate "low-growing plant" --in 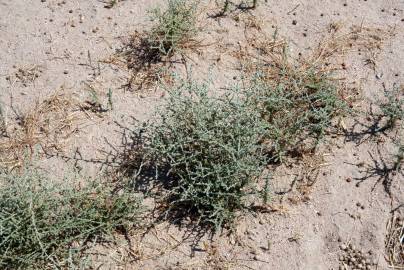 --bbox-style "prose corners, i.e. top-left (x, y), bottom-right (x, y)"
top-left (0, 168), bottom-right (143, 269)
top-left (246, 66), bottom-right (348, 162)
top-left (380, 87), bottom-right (404, 129)
top-left (143, 78), bottom-right (268, 229)
top-left (148, 0), bottom-right (198, 56)
top-left (237, 38), bottom-right (349, 162)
